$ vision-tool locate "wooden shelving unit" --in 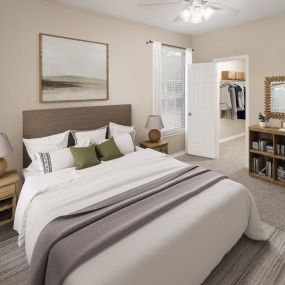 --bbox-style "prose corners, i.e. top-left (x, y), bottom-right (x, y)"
top-left (249, 125), bottom-right (285, 186)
